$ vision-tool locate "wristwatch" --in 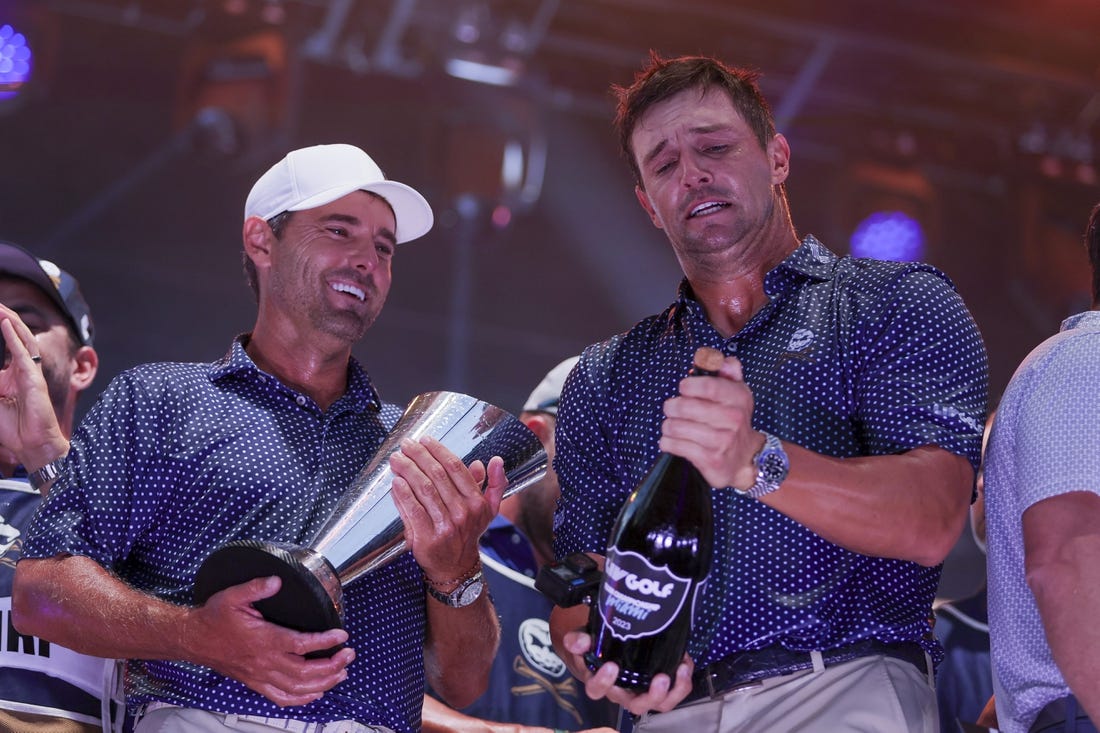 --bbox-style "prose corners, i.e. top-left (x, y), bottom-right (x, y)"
top-left (426, 570), bottom-right (485, 608)
top-left (28, 455), bottom-right (67, 491)
top-left (735, 431), bottom-right (789, 499)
